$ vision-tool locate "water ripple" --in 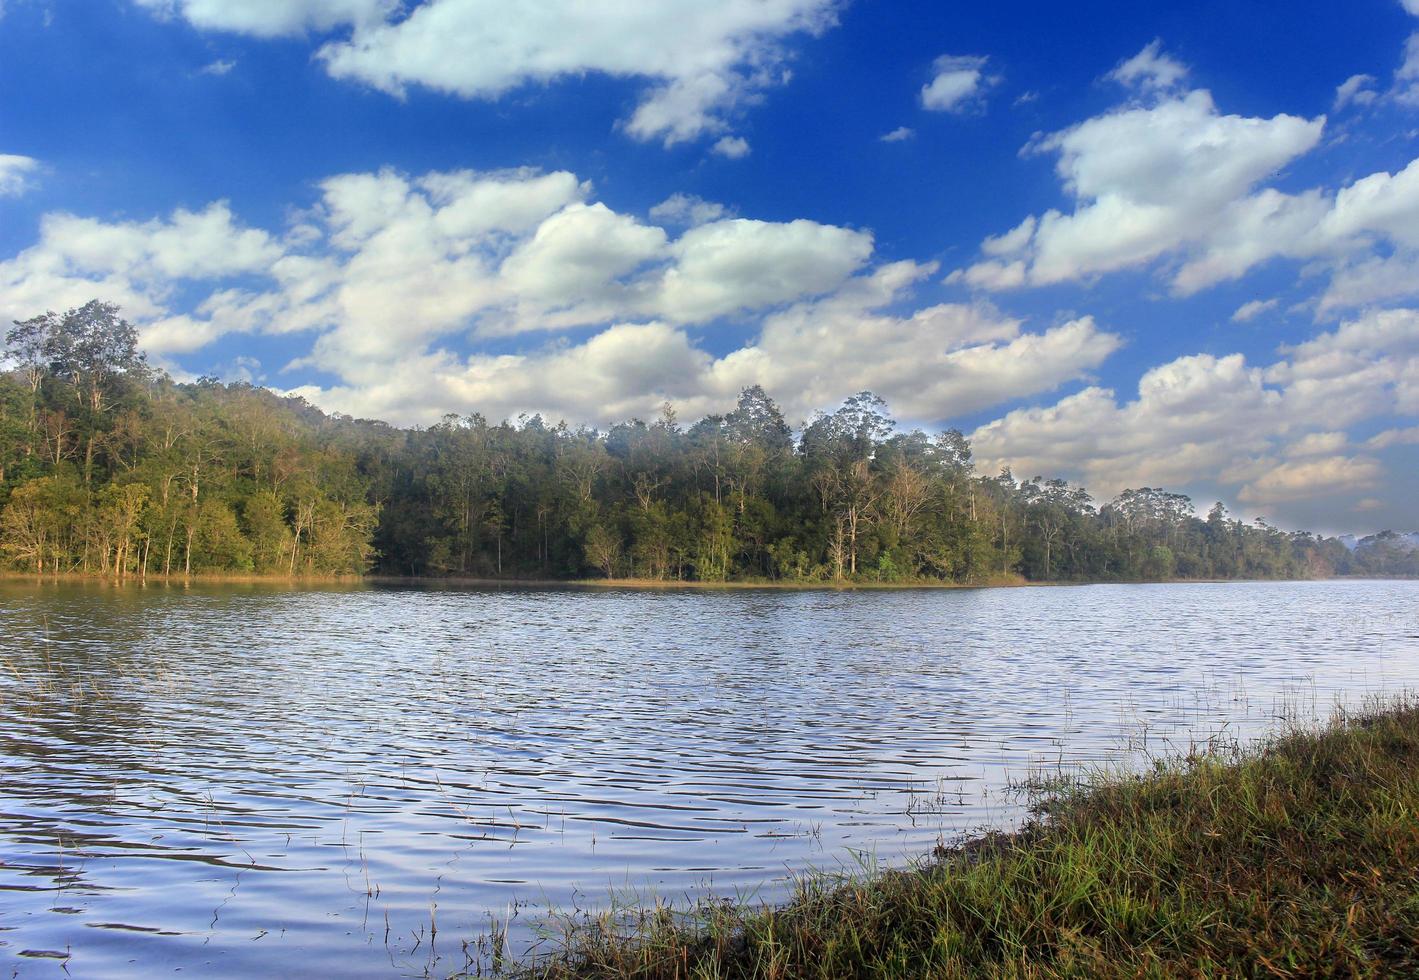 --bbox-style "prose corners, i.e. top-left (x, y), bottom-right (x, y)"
top-left (1, 579), bottom-right (1417, 978)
